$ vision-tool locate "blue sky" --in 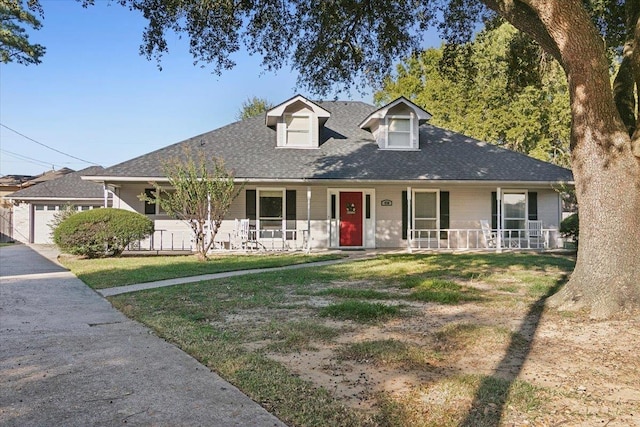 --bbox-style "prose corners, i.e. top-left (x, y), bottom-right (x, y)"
top-left (1, 1), bottom-right (441, 176)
